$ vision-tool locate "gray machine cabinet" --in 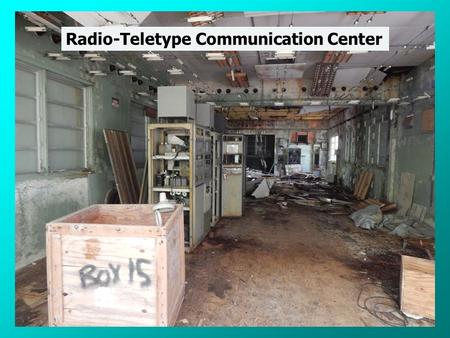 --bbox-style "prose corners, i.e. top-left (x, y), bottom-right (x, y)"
top-left (221, 135), bottom-right (244, 217)
top-left (214, 111), bottom-right (227, 132)
top-left (157, 86), bottom-right (196, 119)
top-left (196, 103), bottom-right (214, 128)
